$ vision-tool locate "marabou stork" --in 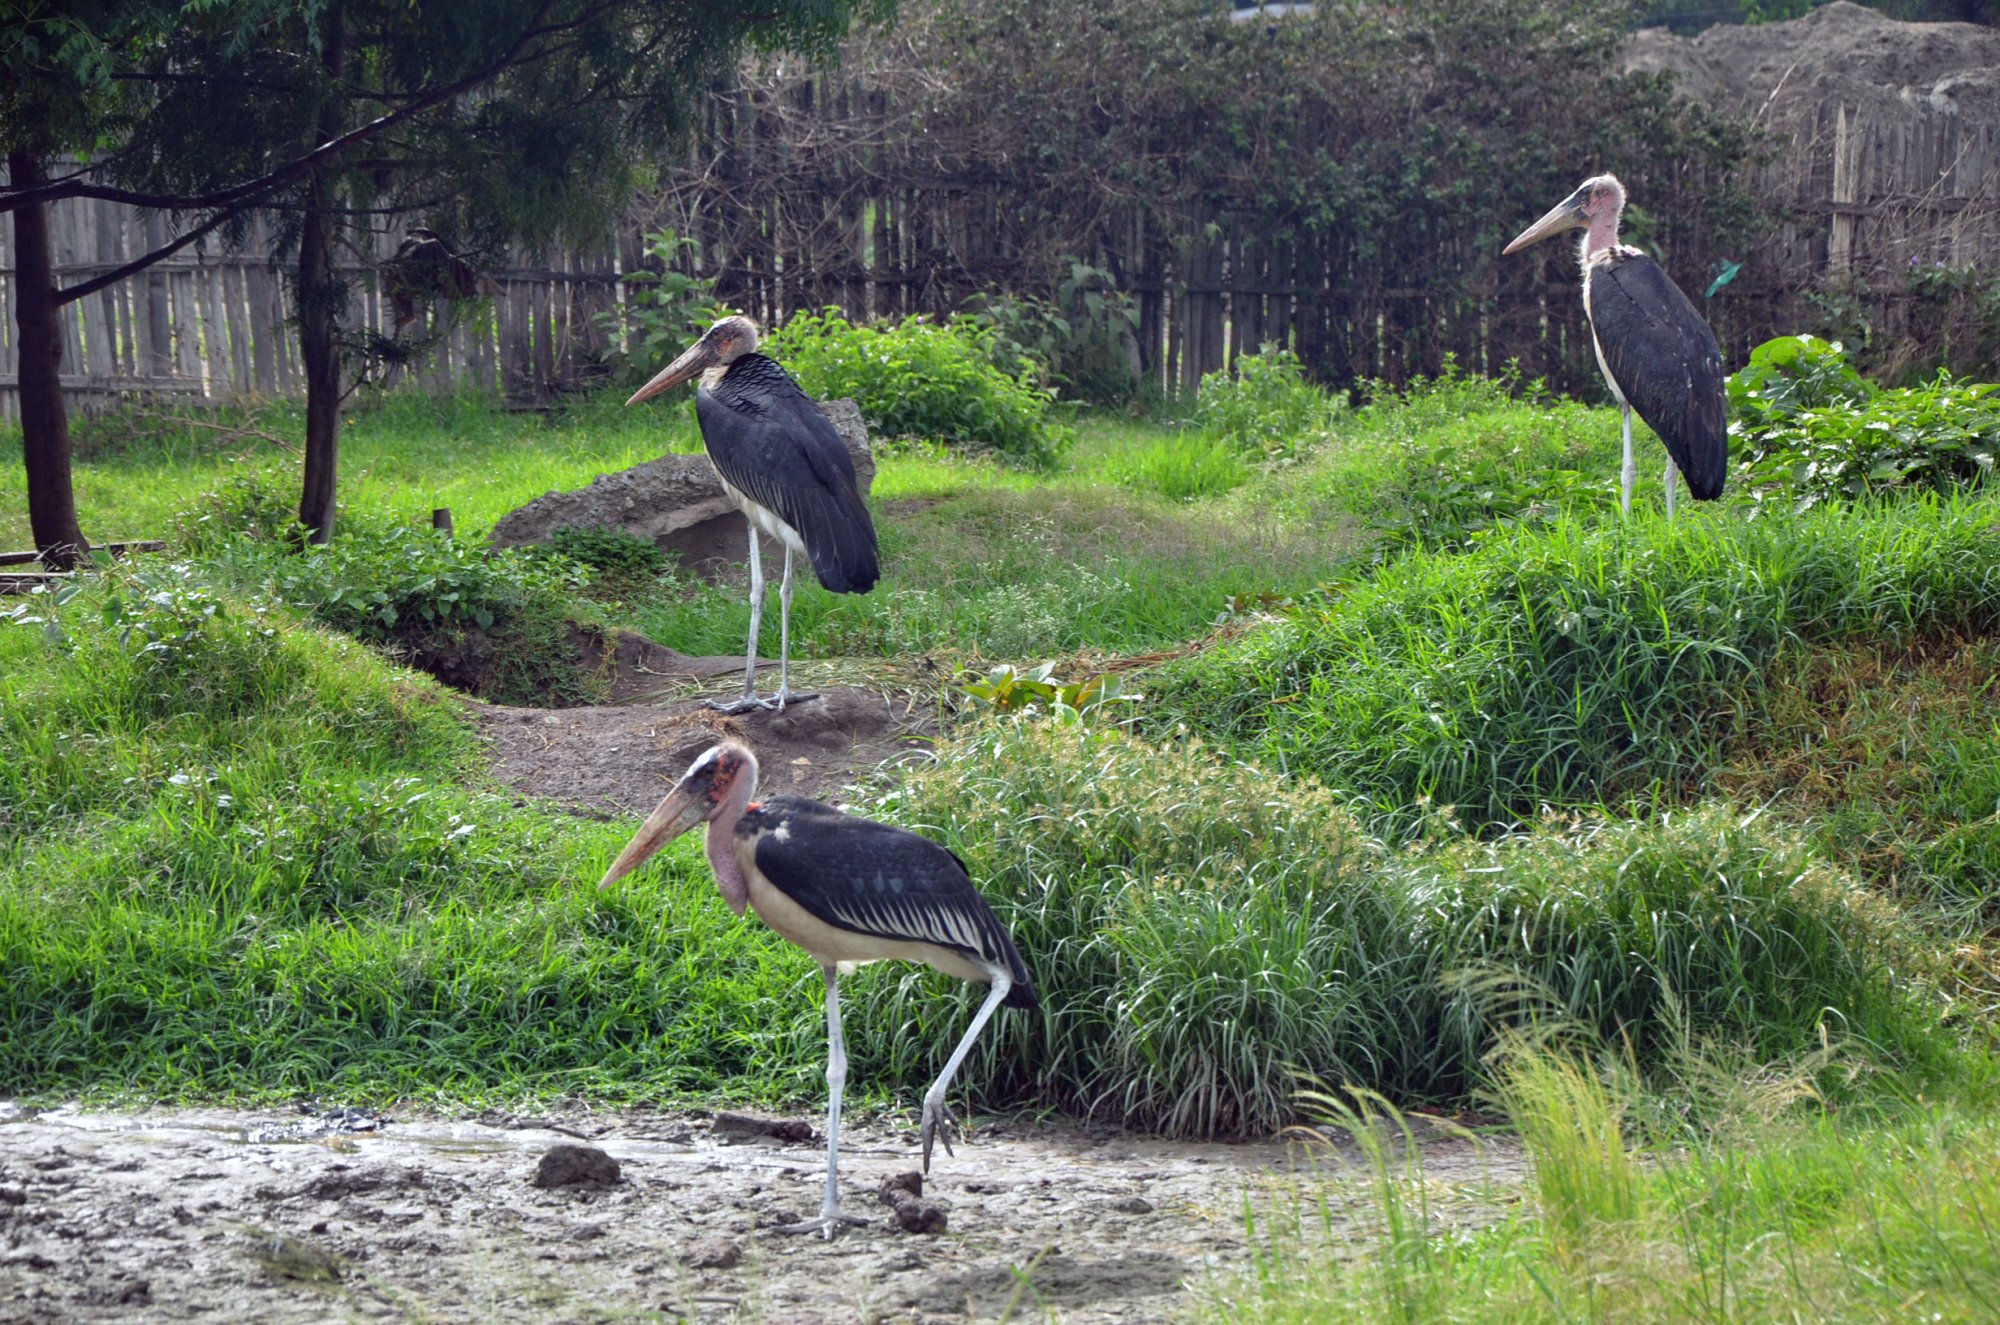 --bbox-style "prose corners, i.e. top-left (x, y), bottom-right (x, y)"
top-left (598, 740), bottom-right (1038, 1238)
top-left (627, 316), bottom-right (878, 713)
top-left (1503, 175), bottom-right (1728, 517)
